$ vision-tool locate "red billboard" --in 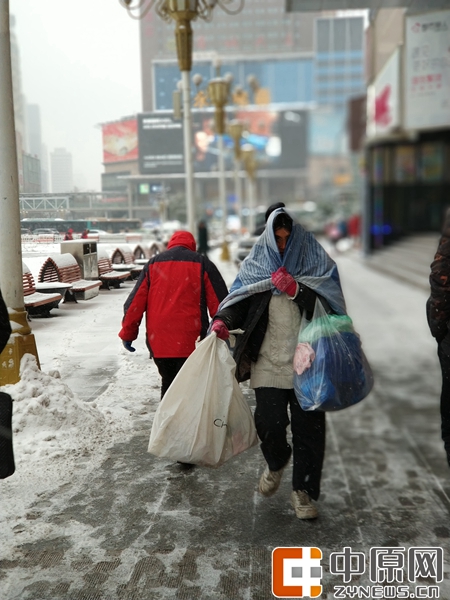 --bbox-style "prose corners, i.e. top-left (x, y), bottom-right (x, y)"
top-left (102, 118), bottom-right (138, 164)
